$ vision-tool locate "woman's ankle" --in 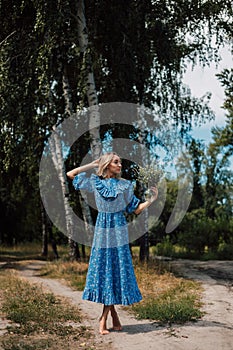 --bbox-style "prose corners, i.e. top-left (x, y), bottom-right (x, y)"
top-left (99, 317), bottom-right (109, 335)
